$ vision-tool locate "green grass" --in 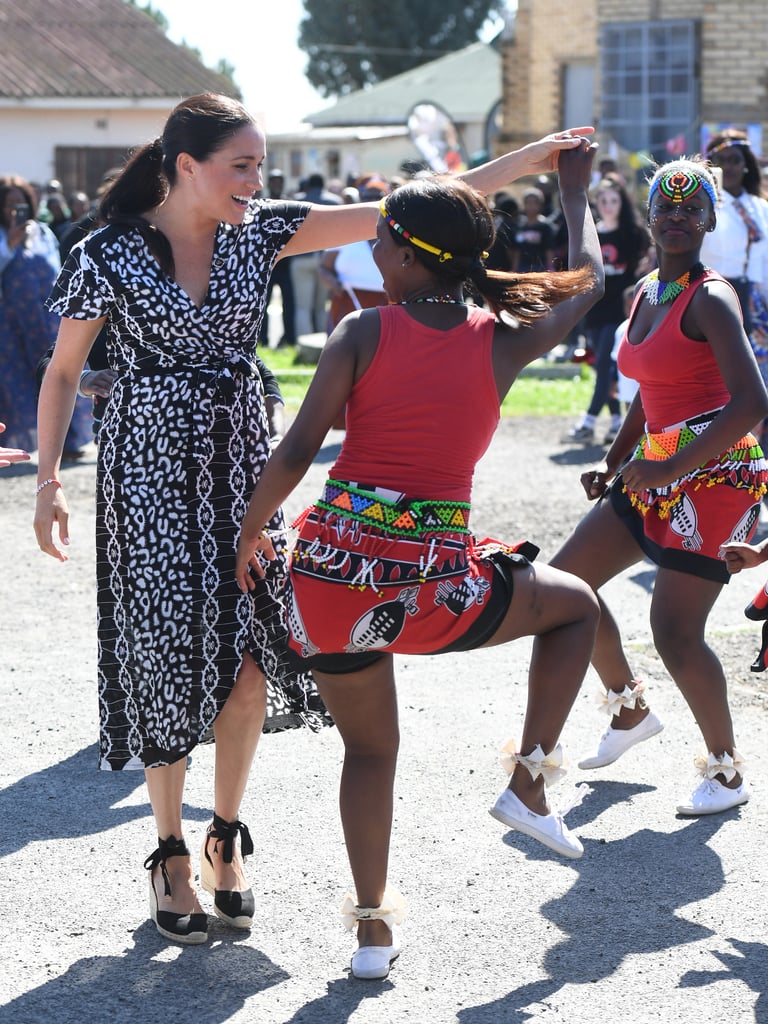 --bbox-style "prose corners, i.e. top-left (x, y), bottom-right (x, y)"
top-left (261, 347), bottom-right (595, 418)
top-left (502, 365), bottom-right (594, 417)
